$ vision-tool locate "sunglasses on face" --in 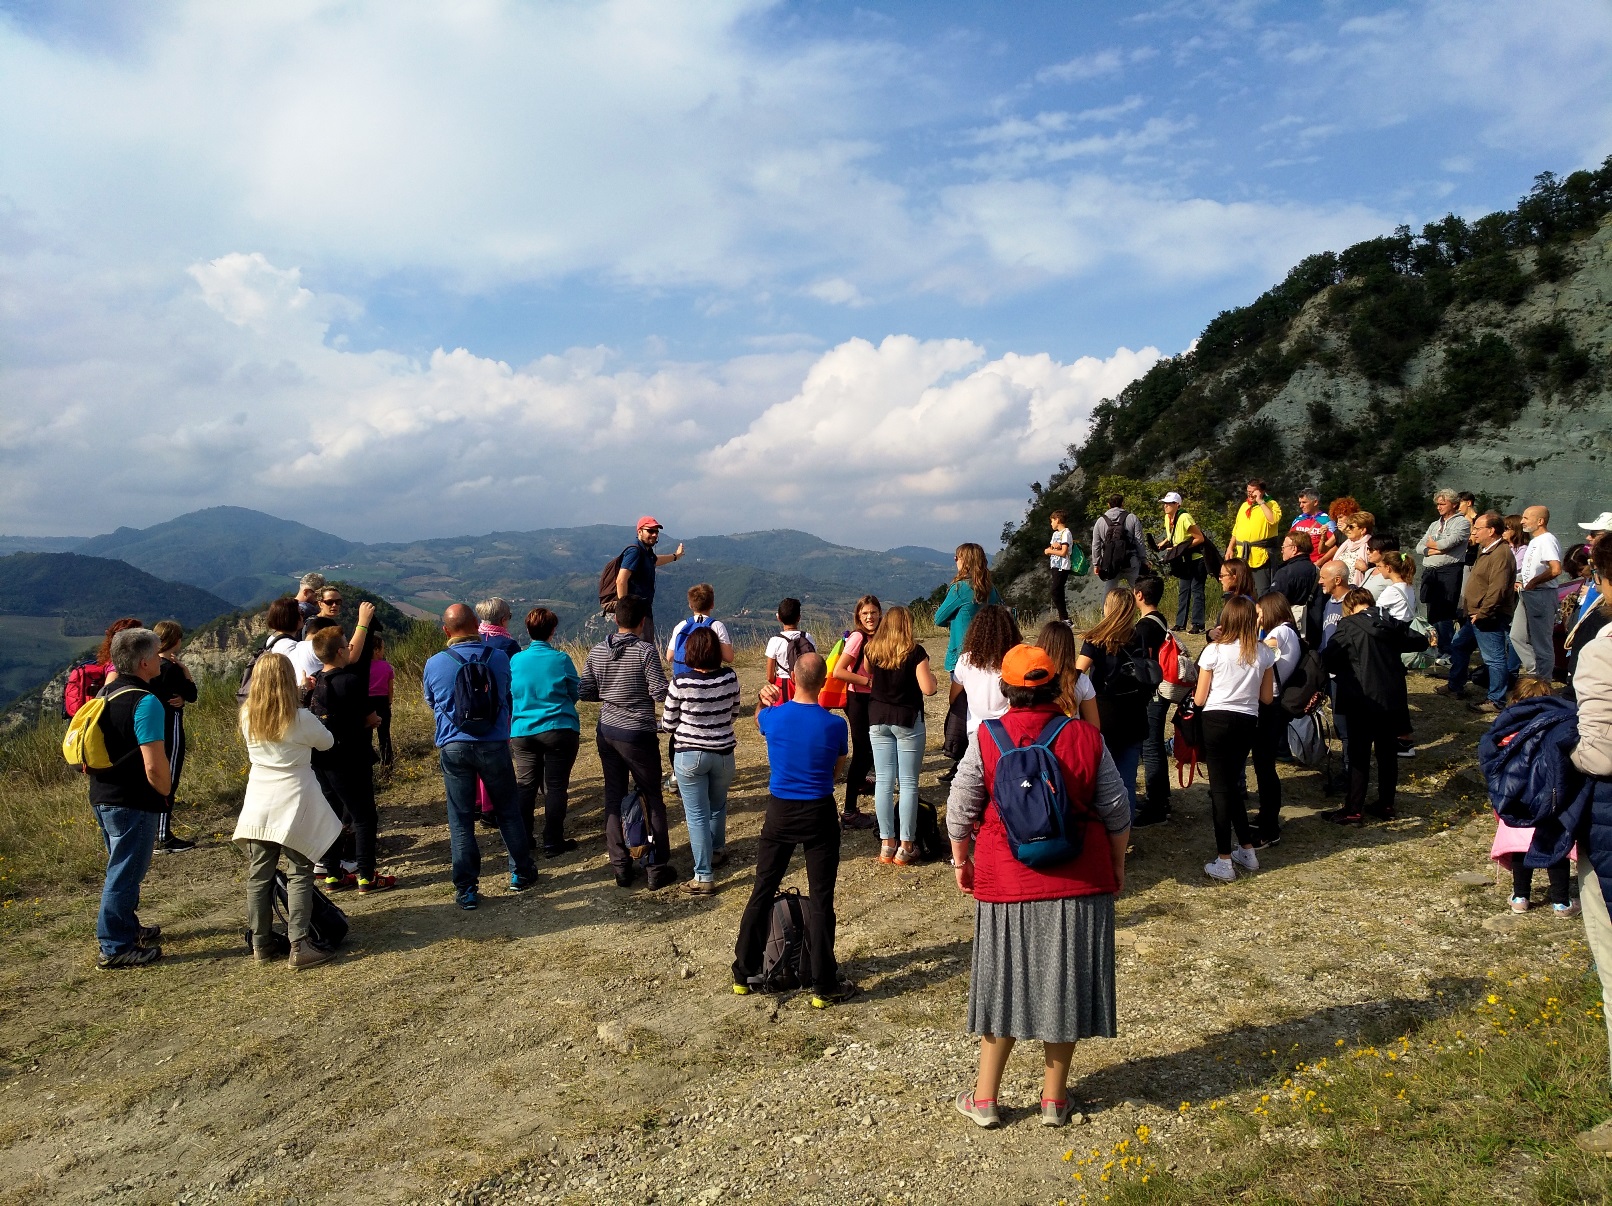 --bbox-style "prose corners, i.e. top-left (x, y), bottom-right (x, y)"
top-left (321, 598), bottom-right (342, 606)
